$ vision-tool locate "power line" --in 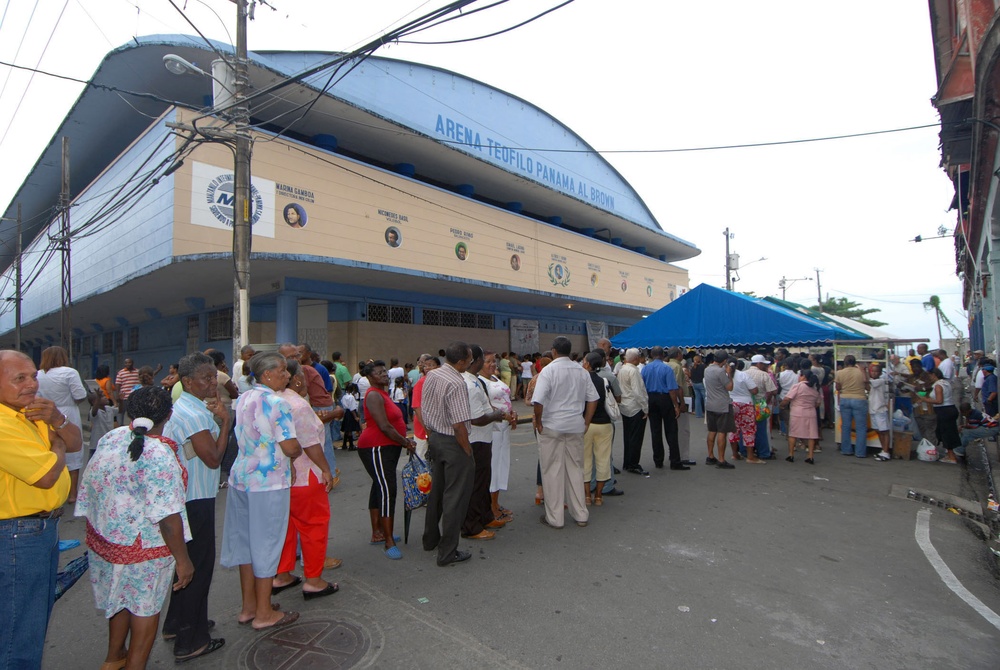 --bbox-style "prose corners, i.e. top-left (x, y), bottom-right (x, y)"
top-left (399, 0), bottom-right (573, 45)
